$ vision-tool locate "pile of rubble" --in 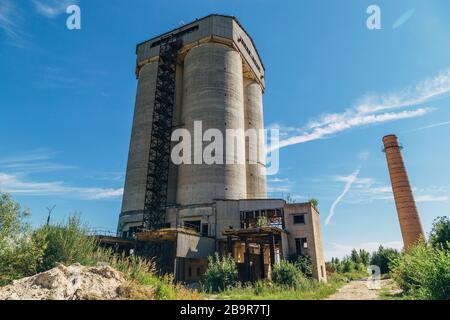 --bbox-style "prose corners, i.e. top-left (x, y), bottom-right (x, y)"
top-left (0, 263), bottom-right (126, 300)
